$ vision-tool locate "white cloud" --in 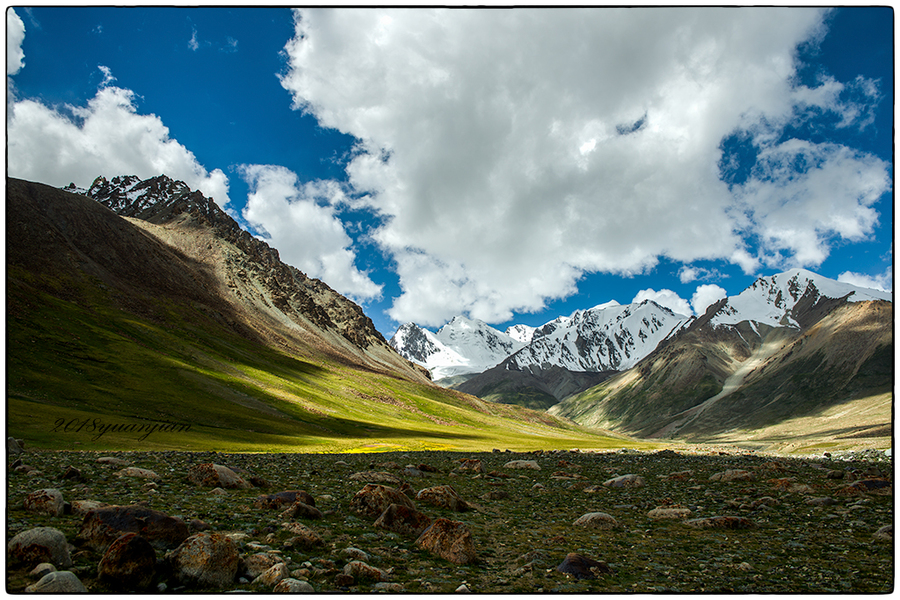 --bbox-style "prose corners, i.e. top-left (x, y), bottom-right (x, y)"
top-left (188, 25), bottom-right (199, 51)
top-left (7, 77), bottom-right (230, 208)
top-left (279, 8), bottom-right (889, 325)
top-left (238, 164), bottom-right (382, 302)
top-left (631, 288), bottom-right (692, 317)
top-left (7, 8), bottom-right (25, 76)
top-left (838, 269), bottom-right (893, 294)
top-left (691, 284), bottom-right (728, 316)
